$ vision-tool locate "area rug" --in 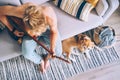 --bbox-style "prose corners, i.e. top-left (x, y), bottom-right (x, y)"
top-left (0, 46), bottom-right (119, 80)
